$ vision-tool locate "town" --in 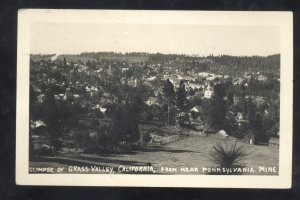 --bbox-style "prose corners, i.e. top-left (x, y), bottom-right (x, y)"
top-left (29, 52), bottom-right (280, 174)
